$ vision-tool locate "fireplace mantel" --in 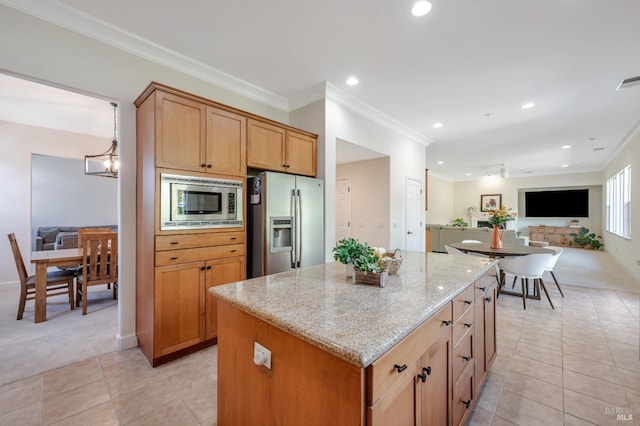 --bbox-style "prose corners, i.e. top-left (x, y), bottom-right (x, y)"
top-left (470, 212), bottom-right (490, 227)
